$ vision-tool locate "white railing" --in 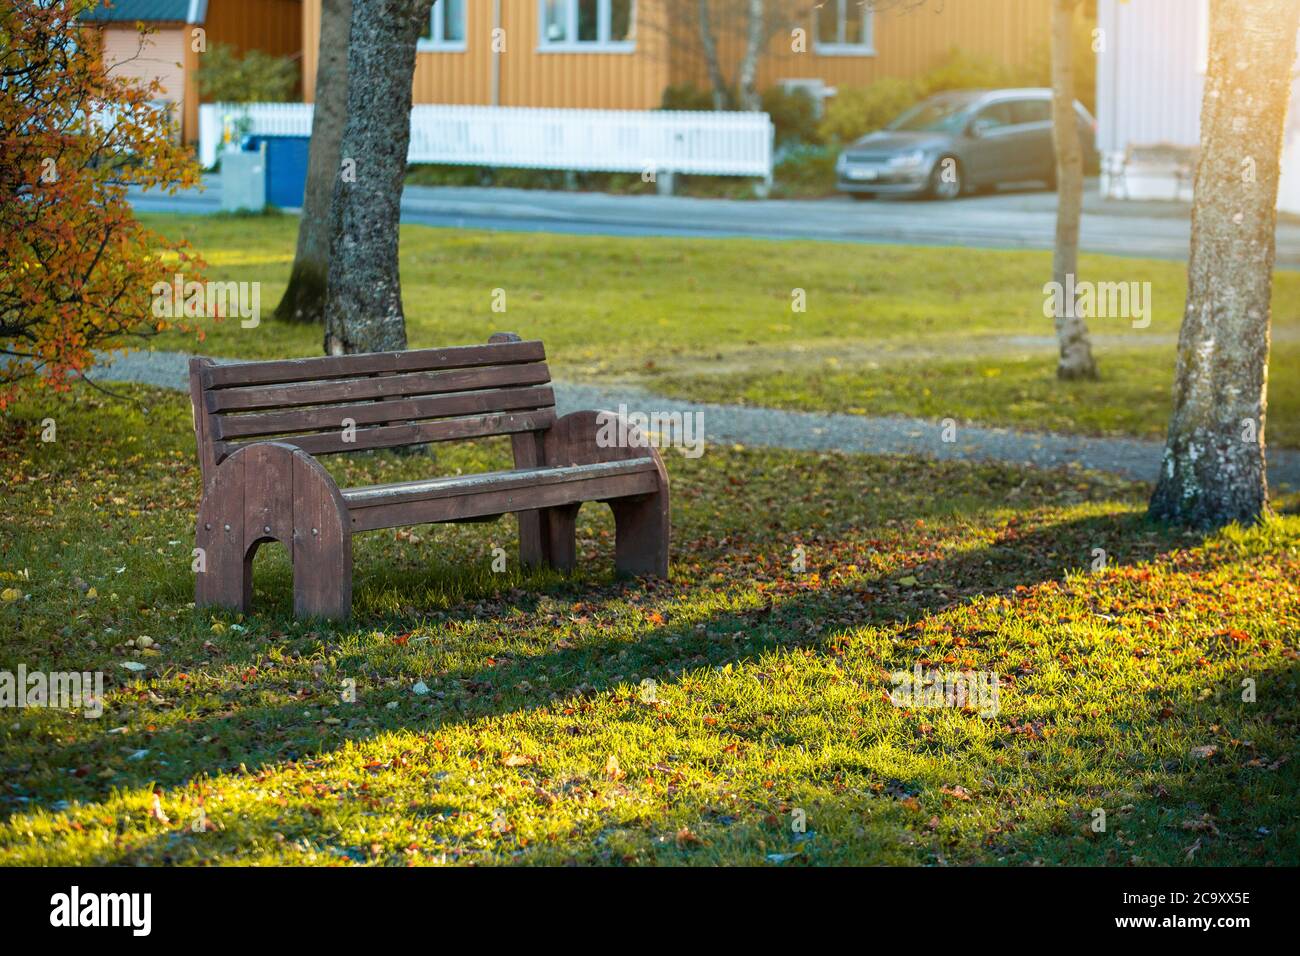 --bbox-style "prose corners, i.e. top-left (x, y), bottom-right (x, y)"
top-left (199, 103), bottom-right (773, 180)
